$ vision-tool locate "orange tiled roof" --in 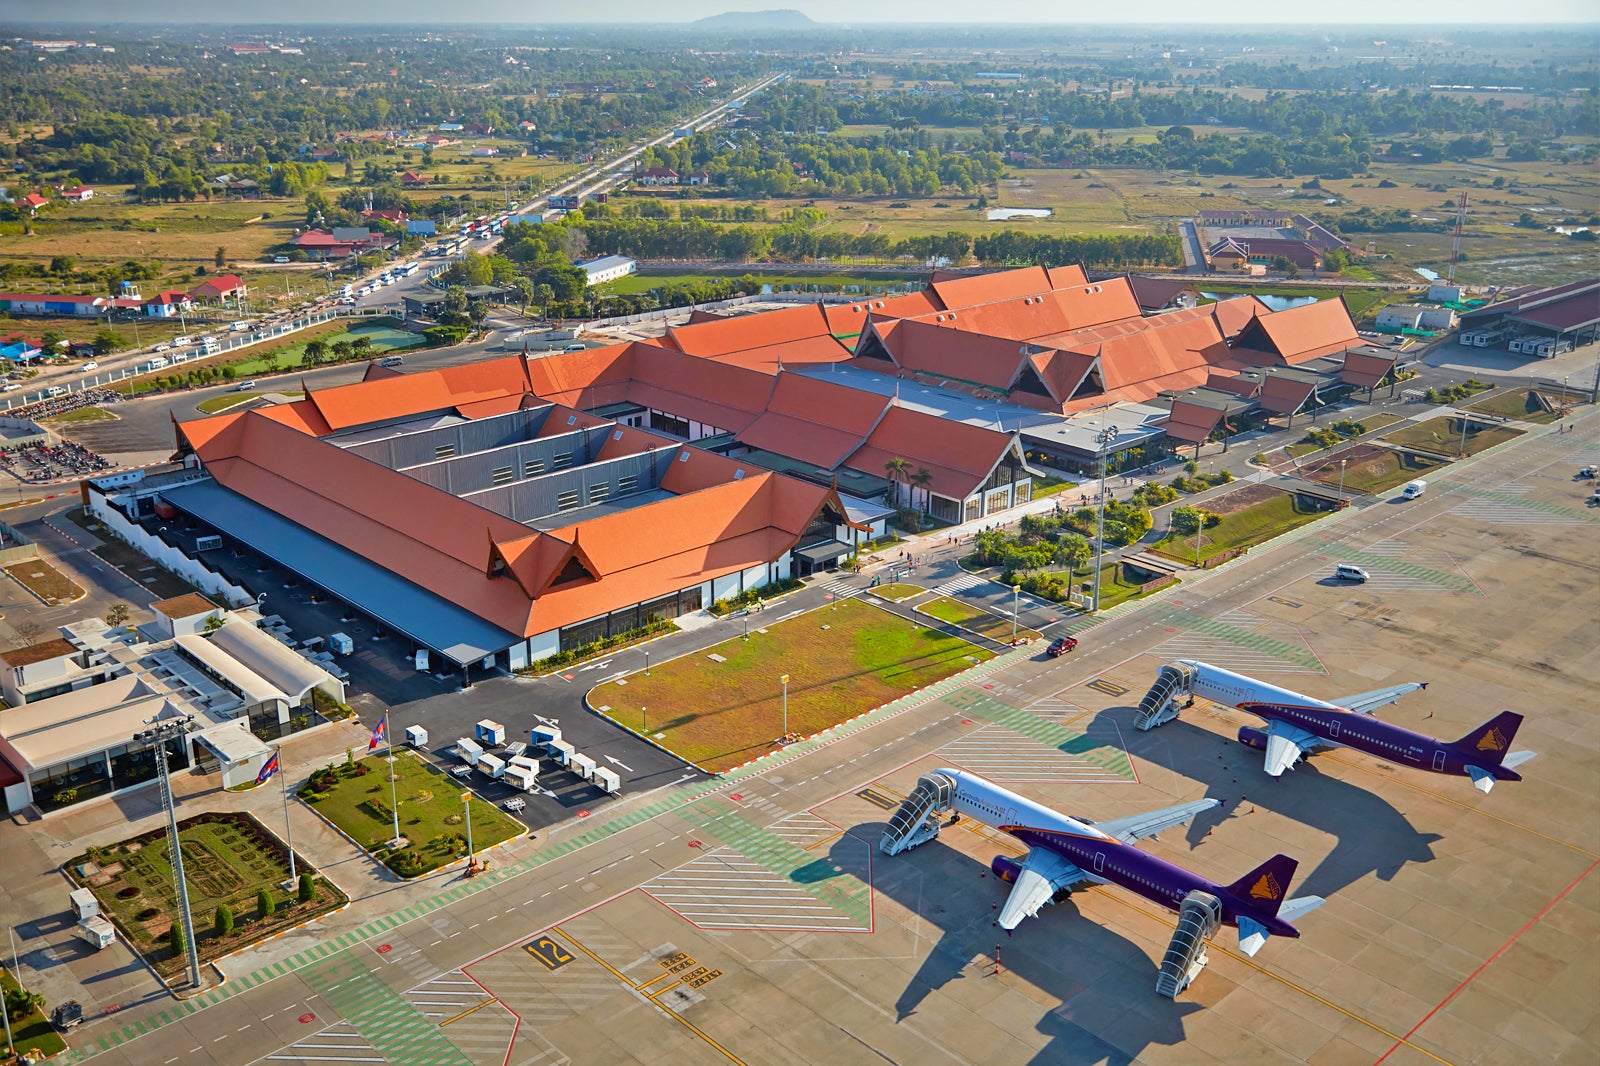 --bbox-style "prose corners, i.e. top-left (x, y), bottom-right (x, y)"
top-left (821, 291), bottom-right (945, 339)
top-left (736, 373), bottom-right (890, 467)
top-left (846, 405), bottom-right (1018, 500)
top-left (928, 266), bottom-right (1054, 308)
top-left (1232, 298), bottom-right (1359, 365)
top-left (1208, 295), bottom-right (1268, 338)
top-left (875, 318), bottom-right (1033, 391)
top-left (703, 333), bottom-right (853, 372)
top-left (307, 354), bottom-right (531, 431)
top-left (663, 303), bottom-right (834, 357)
